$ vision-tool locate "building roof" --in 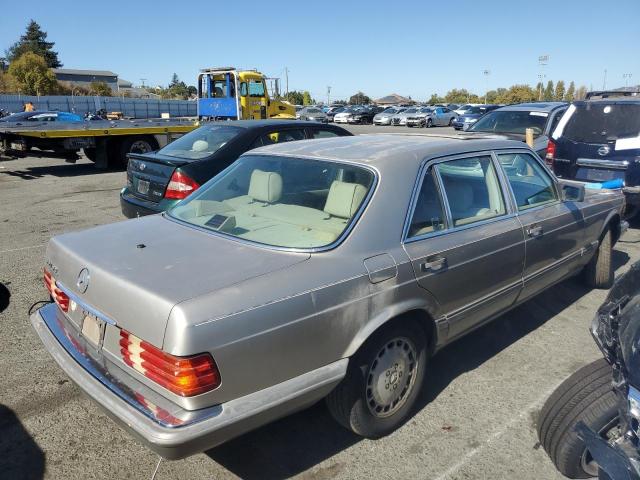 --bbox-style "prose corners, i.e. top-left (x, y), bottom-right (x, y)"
top-left (53, 69), bottom-right (118, 77)
top-left (375, 93), bottom-right (414, 105)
